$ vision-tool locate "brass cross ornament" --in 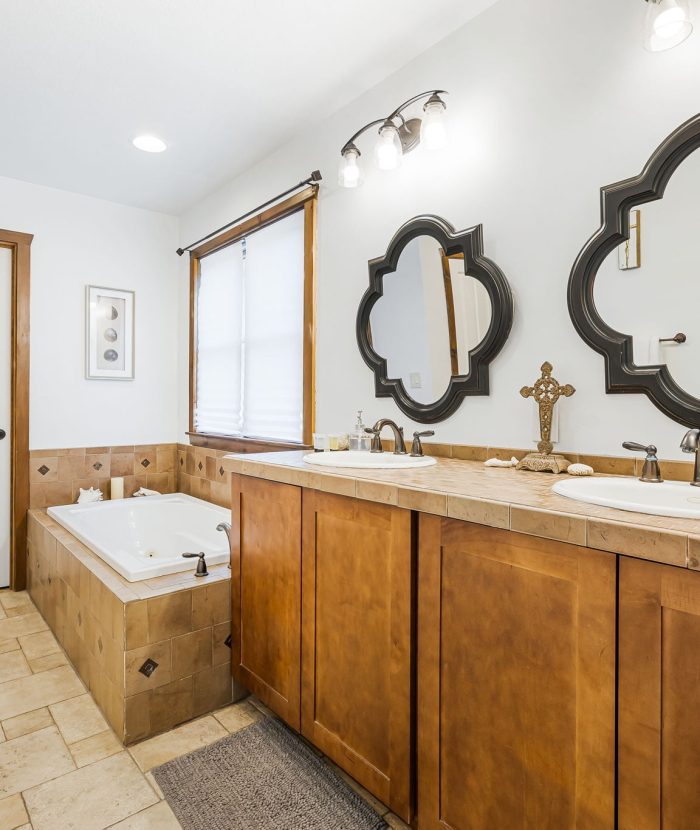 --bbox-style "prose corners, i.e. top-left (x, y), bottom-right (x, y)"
top-left (520, 362), bottom-right (575, 456)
